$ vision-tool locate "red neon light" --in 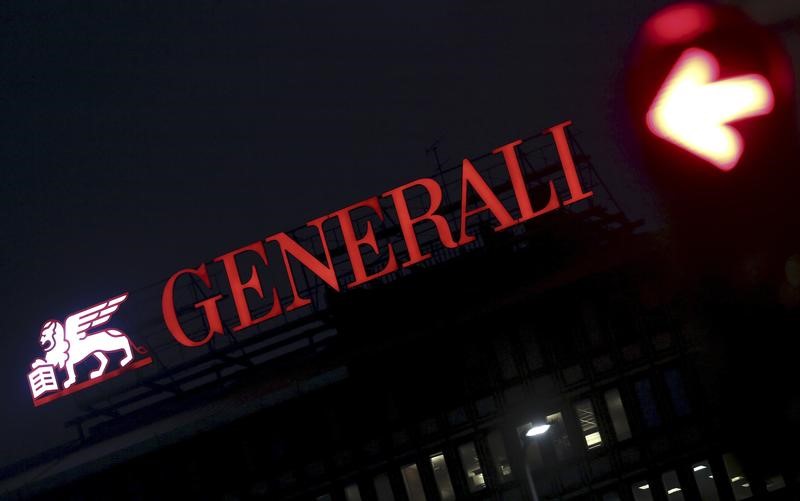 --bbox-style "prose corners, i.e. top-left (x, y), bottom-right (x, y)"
top-left (161, 121), bottom-right (595, 348)
top-left (493, 140), bottom-right (560, 221)
top-left (458, 158), bottom-right (516, 246)
top-left (545, 121), bottom-right (594, 204)
top-left (32, 357), bottom-right (153, 407)
top-left (215, 242), bottom-right (283, 330)
top-left (647, 48), bottom-right (775, 171)
top-left (163, 263), bottom-right (224, 347)
top-left (268, 214), bottom-right (340, 311)
top-left (331, 196), bottom-right (400, 289)
top-left (643, 3), bottom-right (714, 45)
top-left (383, 178), bottom-right (458, 268)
